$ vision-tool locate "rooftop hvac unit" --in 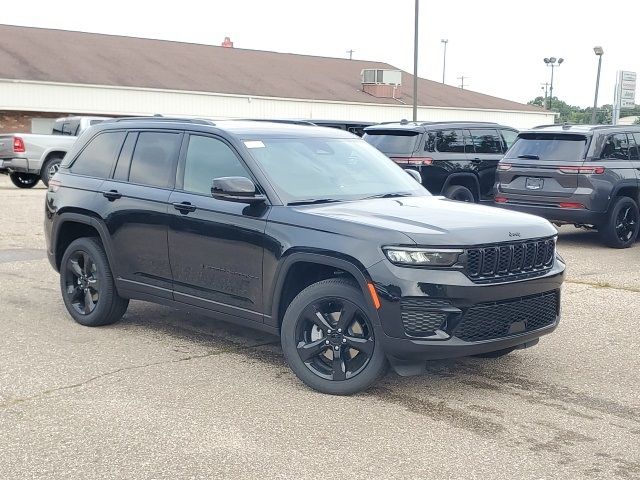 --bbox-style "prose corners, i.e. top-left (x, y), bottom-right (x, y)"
top-left (361, 69), bottom-right (402, 86)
